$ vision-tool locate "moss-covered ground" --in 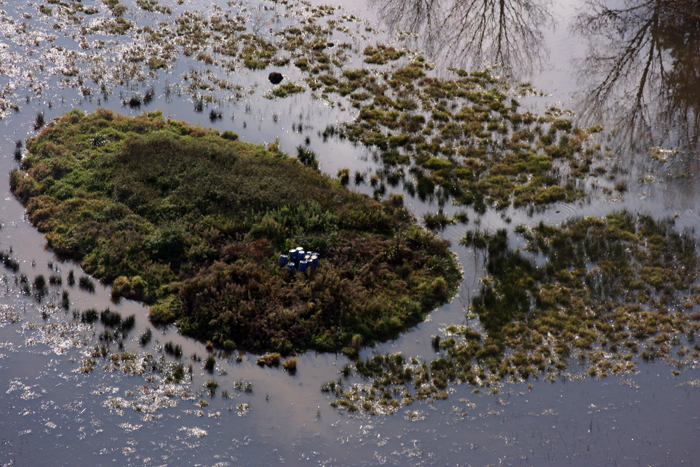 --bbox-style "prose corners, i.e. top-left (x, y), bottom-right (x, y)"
top-left (323, 212), bottom-right (700, 414)
top-left (11, 109), bottom-right (462, 354)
